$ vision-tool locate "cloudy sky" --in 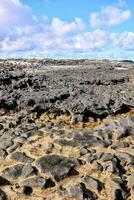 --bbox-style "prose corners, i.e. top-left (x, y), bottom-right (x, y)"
top-left (0, 0), bottom-right (134, 59)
